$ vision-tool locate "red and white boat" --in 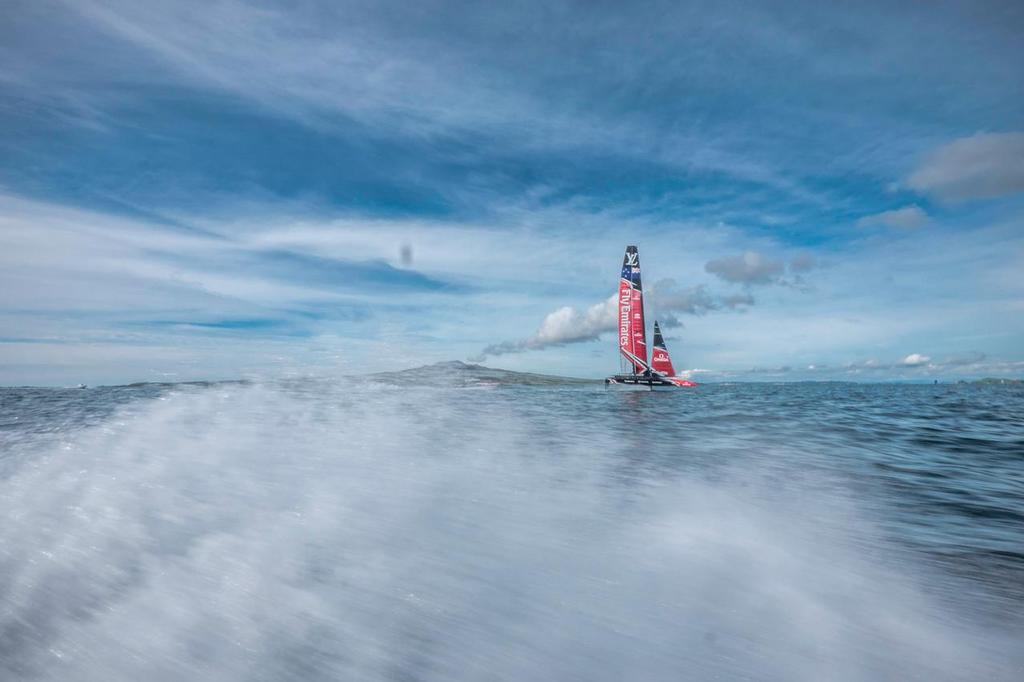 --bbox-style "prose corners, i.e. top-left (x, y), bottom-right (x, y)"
top-left (605, 245), bottom-right (697, 389)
